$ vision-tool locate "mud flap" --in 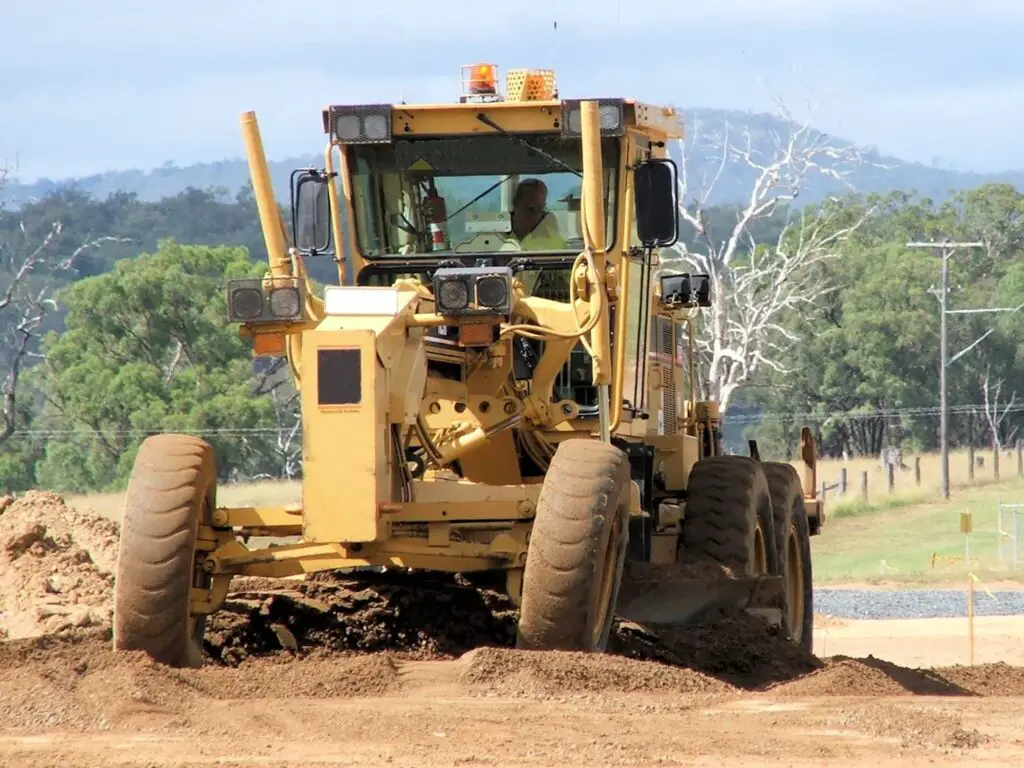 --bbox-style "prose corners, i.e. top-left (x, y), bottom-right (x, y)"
top-left (613, 572), bottom-right (786, 628)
